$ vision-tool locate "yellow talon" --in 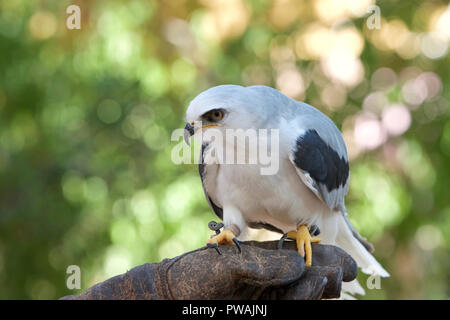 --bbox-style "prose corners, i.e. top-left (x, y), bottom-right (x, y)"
top-left (287, 224), bottom-right (321, 267)
top-left (206, 229), bottom-right (237, 245)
